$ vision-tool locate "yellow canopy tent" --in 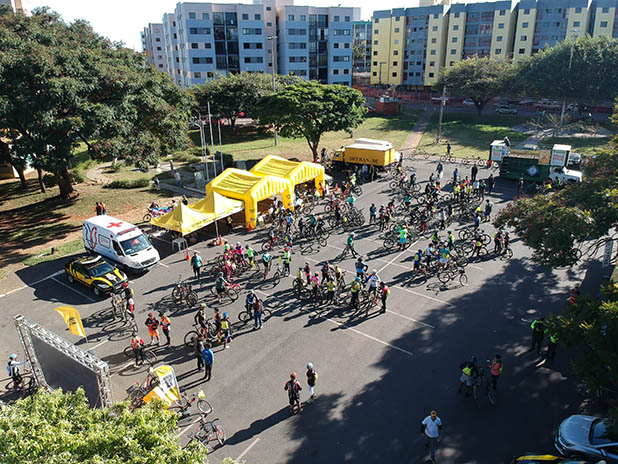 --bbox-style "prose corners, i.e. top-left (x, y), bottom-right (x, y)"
top-left (150, 203), bottom-right (213, 236)
top-left (190, 191), bottom-right (244, 218)
top-left (206, 168), bottom-right (293, 229)
top-left (250, 155), bottom-right (325, 190)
